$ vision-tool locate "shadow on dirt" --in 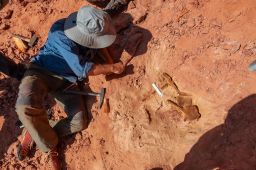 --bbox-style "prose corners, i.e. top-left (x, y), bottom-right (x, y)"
top-left (175, 94), bottom-right (256, 170)
top-left (0, 77), bottom-right (21, 163)
top-left (59, 135), bottom-right (76, 170)
top-left (0, 0), bottom-right (9, 10)
top-left (106, 13), bottom-right (152, 81)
